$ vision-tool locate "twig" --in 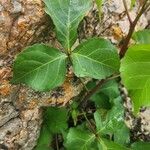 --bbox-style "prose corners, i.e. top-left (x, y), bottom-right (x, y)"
top-left (133, 1), bottom-right (149, 26)
top-left (82, 110), bottom-right (96, 134)
top-left (55, 134), bottom-right (59, 150)
top-left (123, 0), bottom-right (133, 25)
top-left (119, 0), bottom-right (149, 58)
top-left (81, 74), bottom-right (120, 107)
top-left (79, 78), bottom-right (89, 92)
top-left (82, 79), bottom-right (105, 103)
